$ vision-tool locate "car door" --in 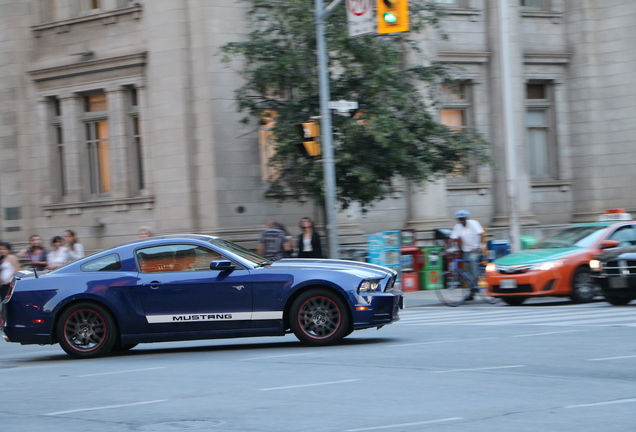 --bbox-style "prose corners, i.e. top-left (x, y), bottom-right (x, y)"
top-left (135, 243), bottom-right (253, 332)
